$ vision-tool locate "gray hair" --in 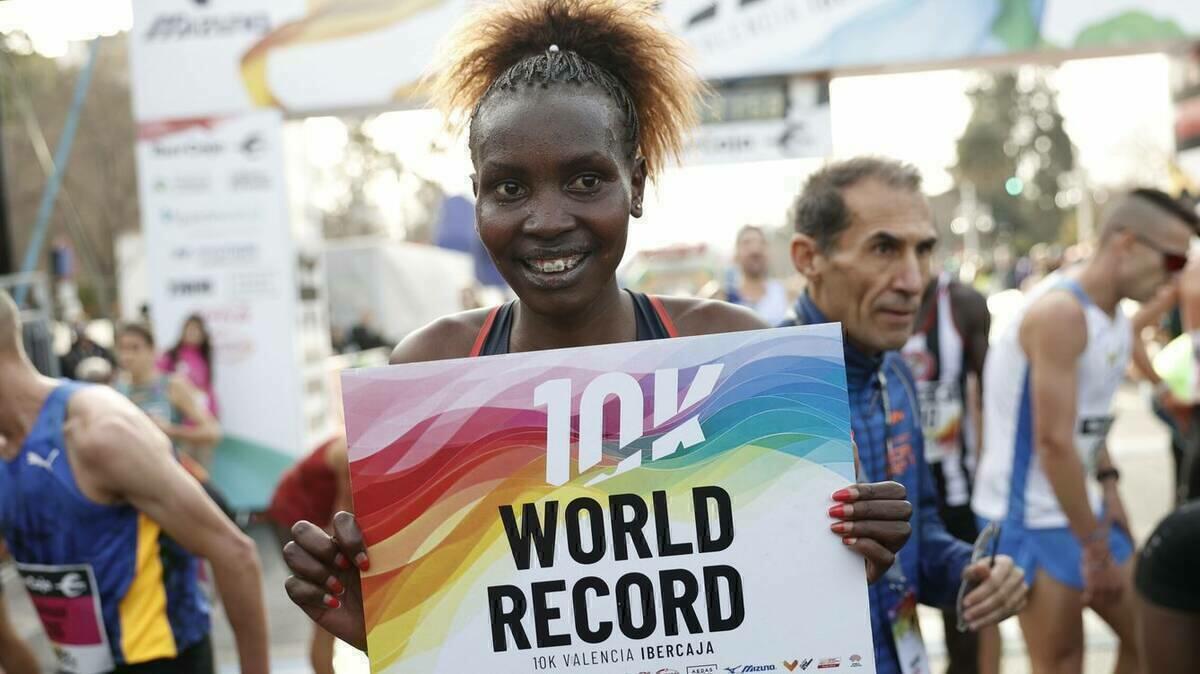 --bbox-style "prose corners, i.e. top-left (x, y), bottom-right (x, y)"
top-left (792, 157), bottom-right (924, 251)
